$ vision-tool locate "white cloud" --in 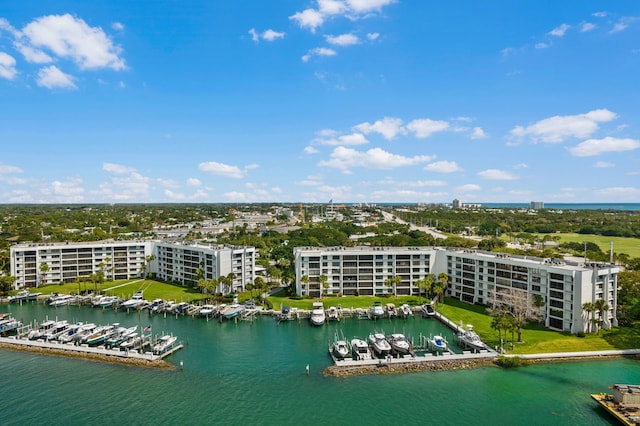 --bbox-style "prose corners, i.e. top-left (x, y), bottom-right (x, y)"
top-left (302, 47), bottom-right (337, 62)
top-left (319, 146), bottom-right (433, 172)
top-left (510, 108), bottom-right (617, 143)
top-left (549, 23), bottom-right (570, 37)
top-left (513, 163), bottom-right (528, 169)
top-left (456, 184), bottom-right (481, 192)
top-left (103, 162), bottom-right (136, 175)
top-left (345, 0), bottom-right (397, 14)
top-left (568, 137), bottom-right (640, 157)
top-left (262, 29), bottom-right (286, 41)
top-left (14, 43), bottom-right (52, 63)
top-left (304, 146), bottom-right (320, 154)
top-left (198, 161), bottom-right (247, 179)
top-left (318, 0), bottom-right (348, 15)
top-left (594, 187), bottom-right (640, 200)
top-left (501, 47), bottom-right (515, 56)
top-left (594, 161), bottom-right (614, 168)
top-left (112, 22), bottom-right (124, 31)
top-left (0, 52), bottom-right (17, 79)
top-left (187, 178), bottom-right (202, 187)
top-left (367, 32), bottom-right (380, 41)
top-left (425, 161), bottom-right (462, 173)
top-left (22, 14), bottom-right (126, 70)
top-left (592, 12), bottom-right (607, 18)
top-left (289, 9), bottom-right (324, 33)
top-left (406, 118), bottom-right (450, 138)
top-left (250, 28), bottom-right (286, 42)
top-left (471, 127), bottom-right (487, 139)
top-left (477, 169), bottom-right (518, 180)
top-left (407, 180), bottom-right (447, 187)
top-left (0, 164), bottom-right (23, 174)
top-left (316, 132), bottom-right (368, 146)
top-left (36, 65), bottom-right (76, 89)
top-left (157, 178), bottom-right (180, 189)
top-left (325, 33), bottom-right (359, 46)
top-left (581, 22), bottom-right (596, 32)
top-left (353, 116), bottom-right (405, 139)
top-left (610, 21), bottom-right (629, 33)
top-left (535, 42), bottom-right (550, 49)
top-left (50, 177), bottom-right (84, 201)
